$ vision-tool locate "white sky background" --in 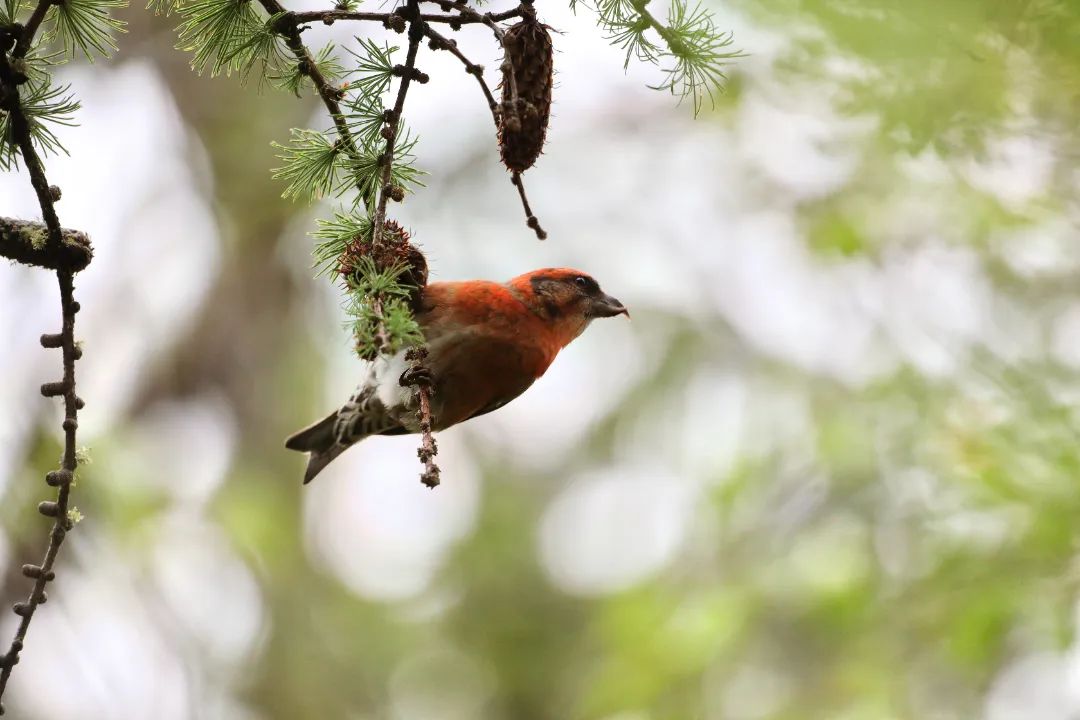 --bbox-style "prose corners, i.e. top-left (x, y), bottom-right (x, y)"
top-left (1, 2), bottom-right (1079, 718)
